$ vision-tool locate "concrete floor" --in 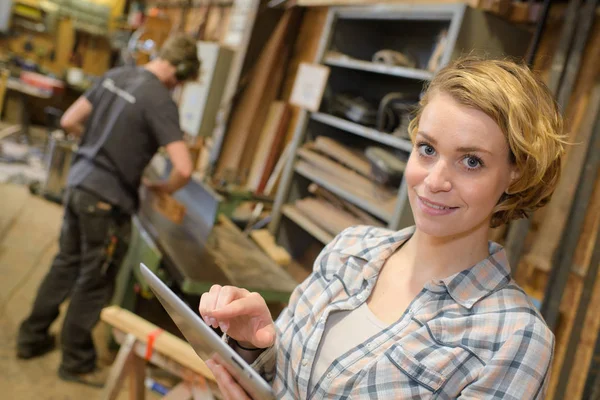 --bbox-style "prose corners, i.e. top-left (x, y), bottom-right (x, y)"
top-left (0, 183), bottom-right (160, 399)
